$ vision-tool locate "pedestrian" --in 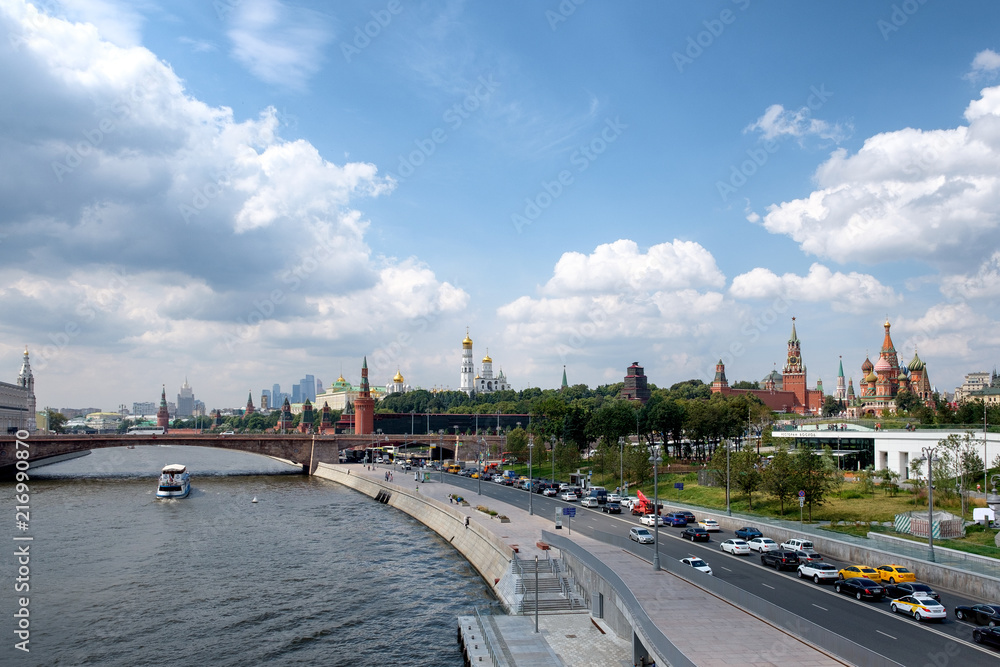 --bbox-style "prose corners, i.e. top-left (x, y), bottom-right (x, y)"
top-left (465, 516), bottom-right (470, 529)
top-left (449, 495), bottom-right (453, 504)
